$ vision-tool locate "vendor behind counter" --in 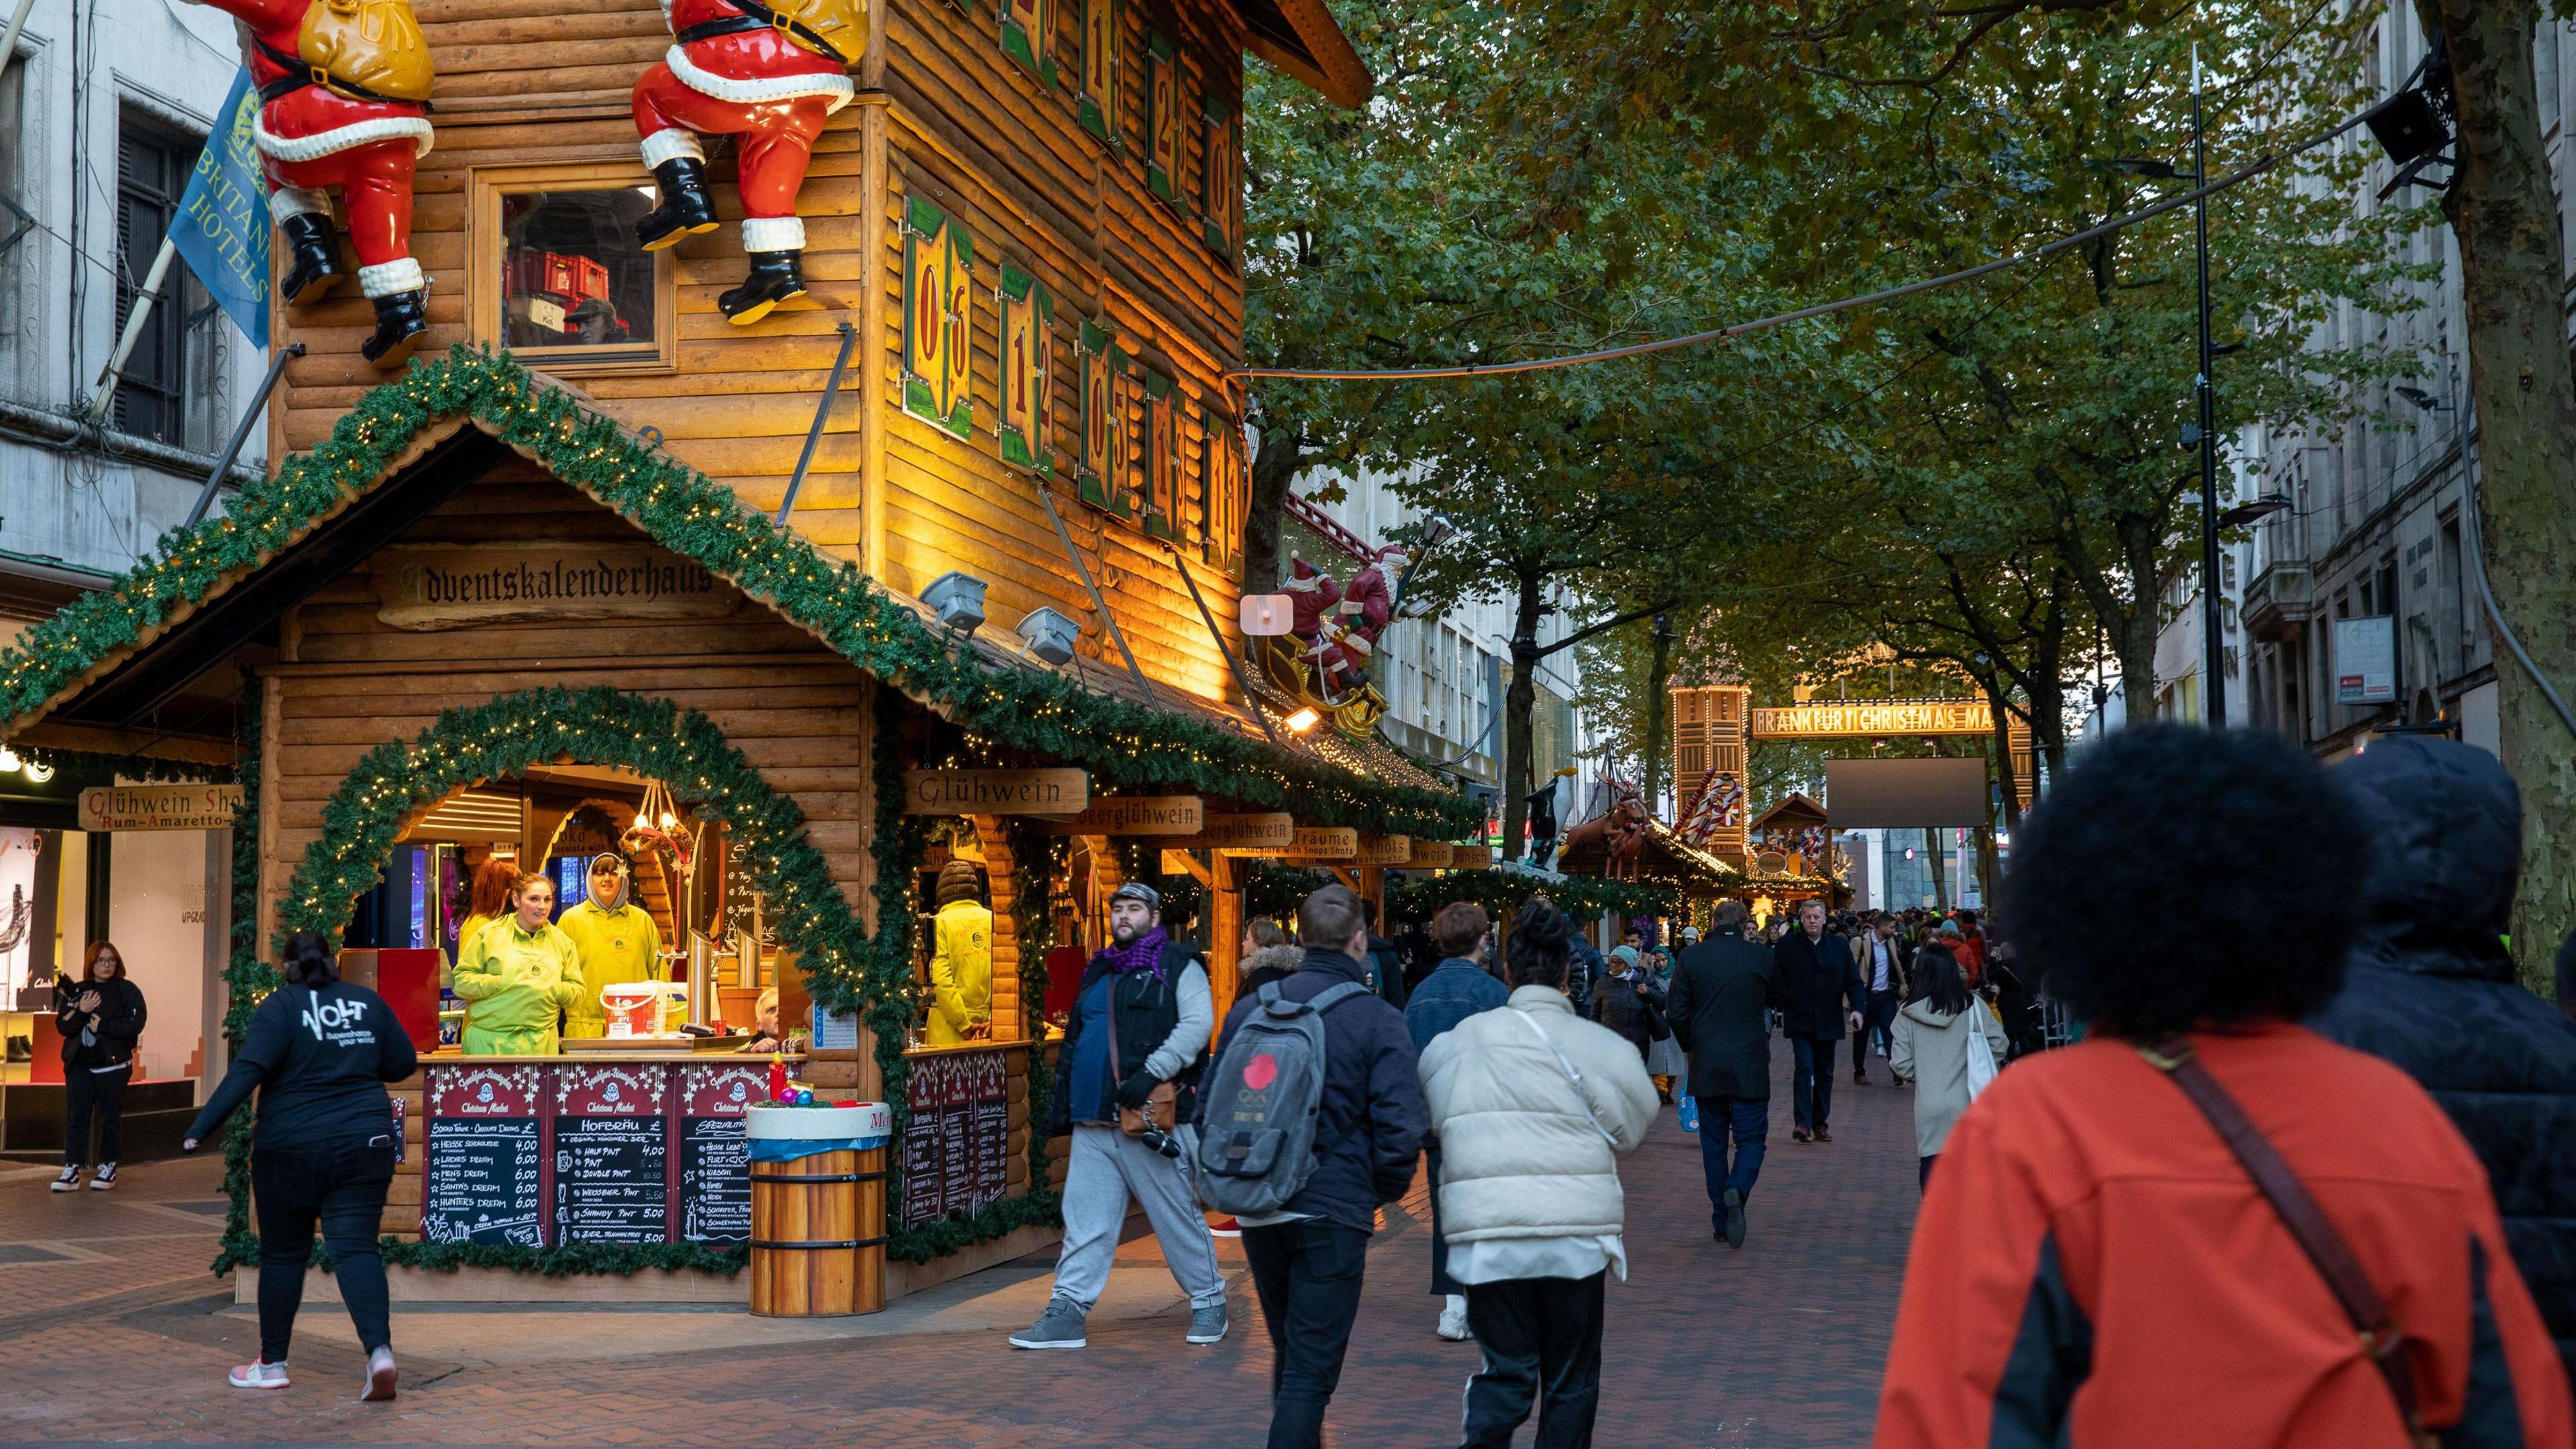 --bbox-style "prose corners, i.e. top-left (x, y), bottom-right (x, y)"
top-left (926, 860), bottom-right (992, 1046)
top-left (453, 872), bottom-right (583, 1055)
top-left (557, 853), bottom-right (663, 1039)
